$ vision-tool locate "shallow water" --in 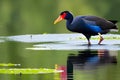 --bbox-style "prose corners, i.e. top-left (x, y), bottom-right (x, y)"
top-left (0, 33), bottom-right (120, 80)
